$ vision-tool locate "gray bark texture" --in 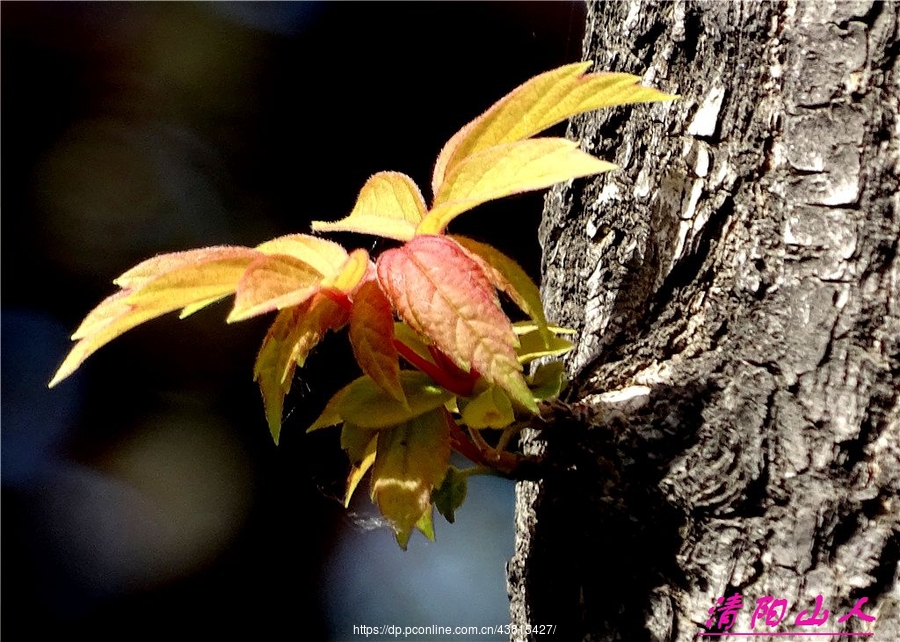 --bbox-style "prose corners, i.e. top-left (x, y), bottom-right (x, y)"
top-left (508, 1), bottom-right (899, 640)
